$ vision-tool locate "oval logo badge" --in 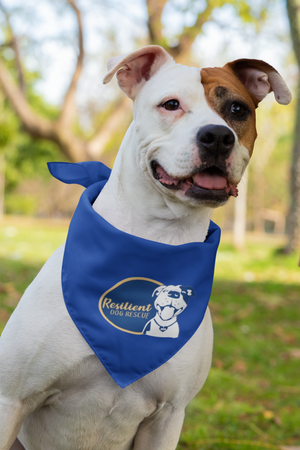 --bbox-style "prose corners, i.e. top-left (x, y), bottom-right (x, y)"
top-left (99, 277), bottom-right (162, 335)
